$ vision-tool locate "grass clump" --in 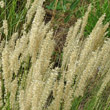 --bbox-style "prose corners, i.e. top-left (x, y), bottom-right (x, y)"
top-left (0, 0), bottom-right (110, 110)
